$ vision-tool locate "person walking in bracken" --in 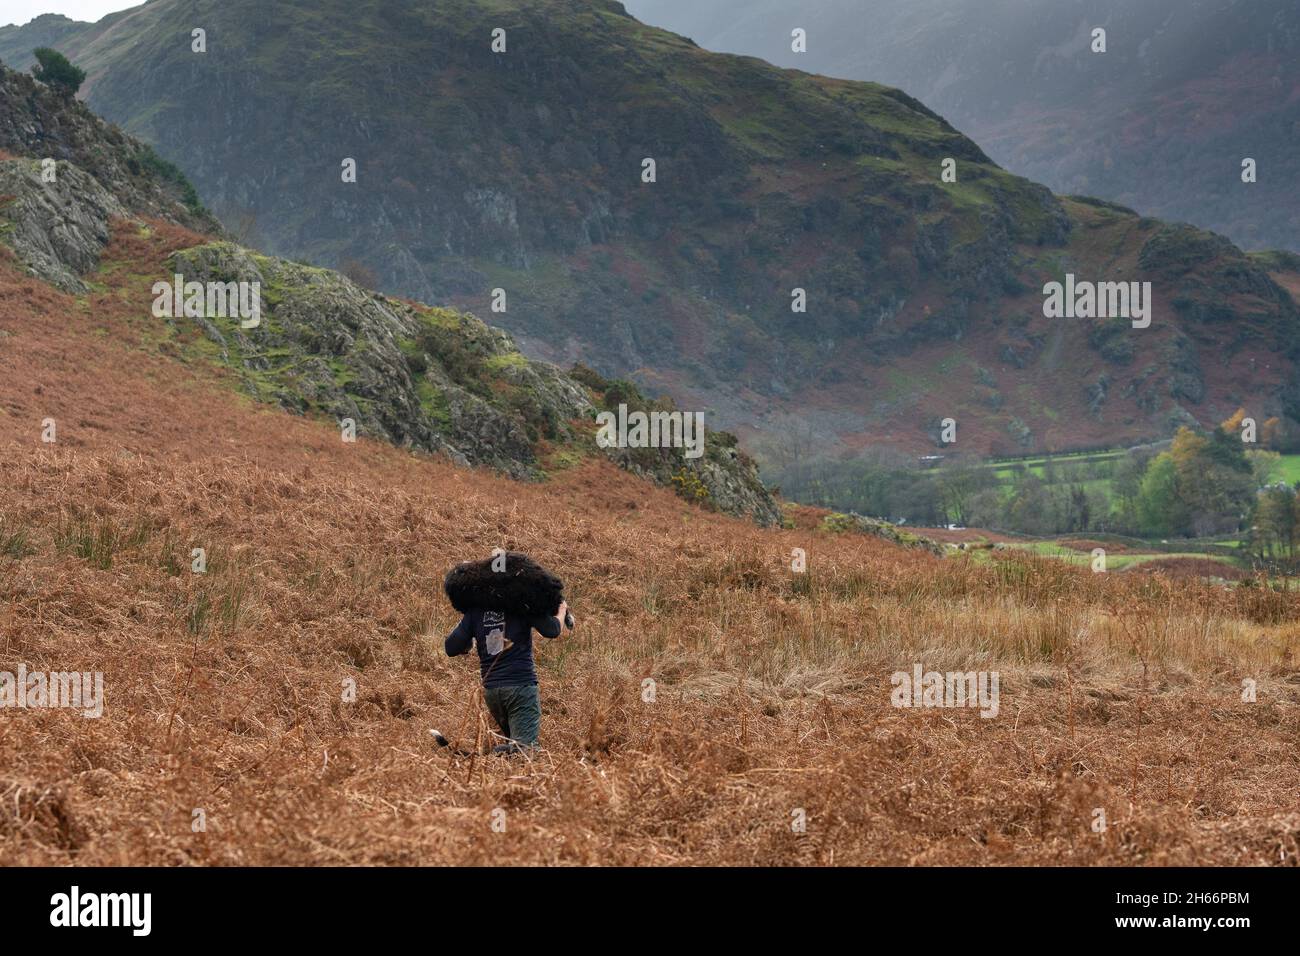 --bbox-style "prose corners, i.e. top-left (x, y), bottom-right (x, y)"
top-left (435, 551), bottom-right (572, 755)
